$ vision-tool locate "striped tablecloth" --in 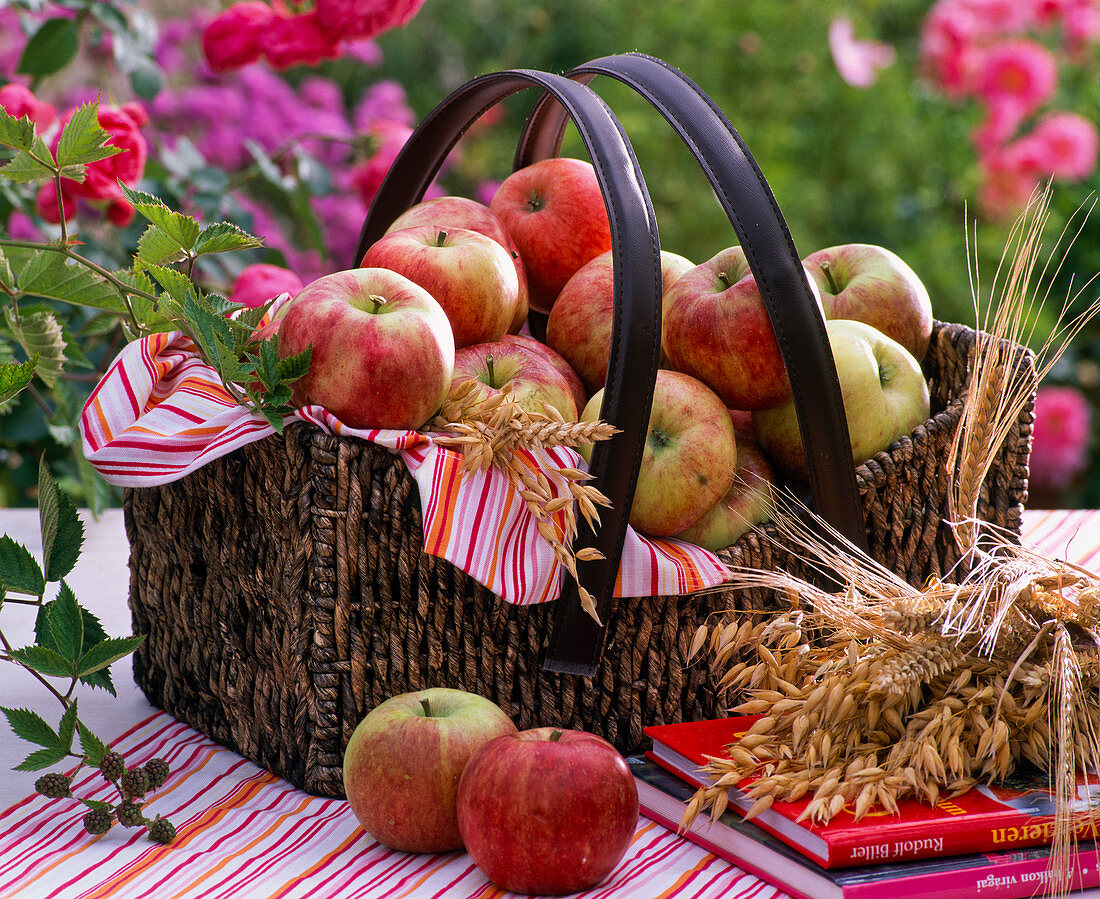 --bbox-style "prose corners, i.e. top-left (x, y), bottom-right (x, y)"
top-left (3, 509), bottom-right (1100, 899)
